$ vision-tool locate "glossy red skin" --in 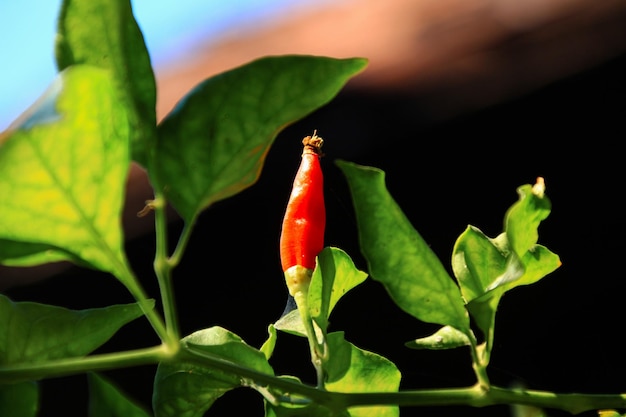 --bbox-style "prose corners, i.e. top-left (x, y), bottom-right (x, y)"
top-left (279, 142), bottom-right (325, 272)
